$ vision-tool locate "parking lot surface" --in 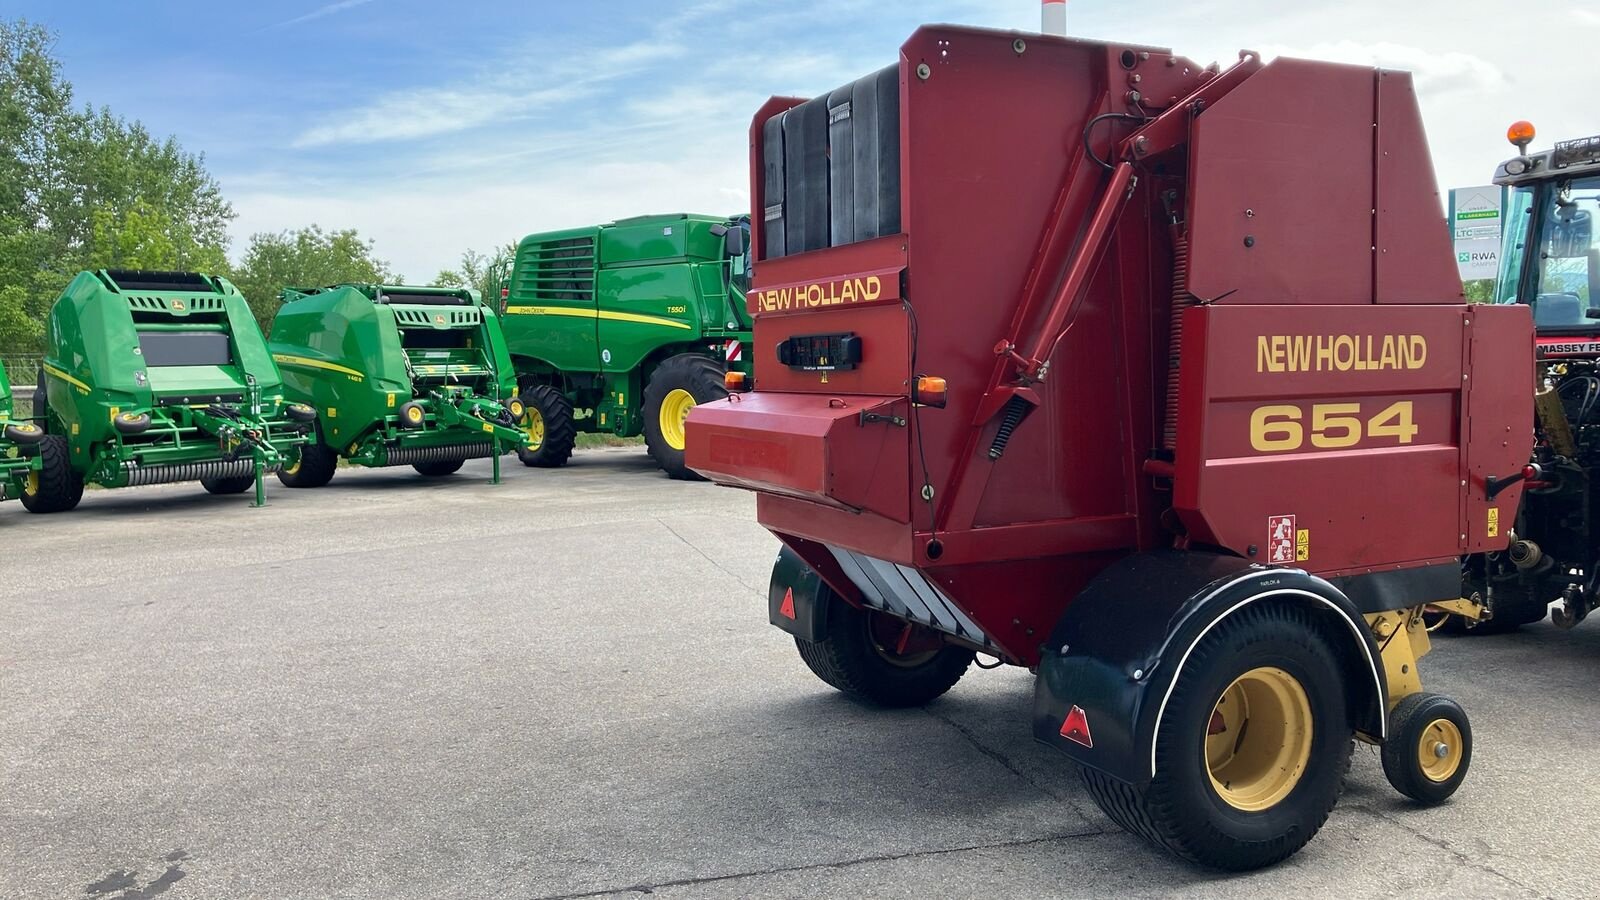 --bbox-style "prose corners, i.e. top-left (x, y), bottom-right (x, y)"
top-left (2, 448), bottom-right (1596, 899)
